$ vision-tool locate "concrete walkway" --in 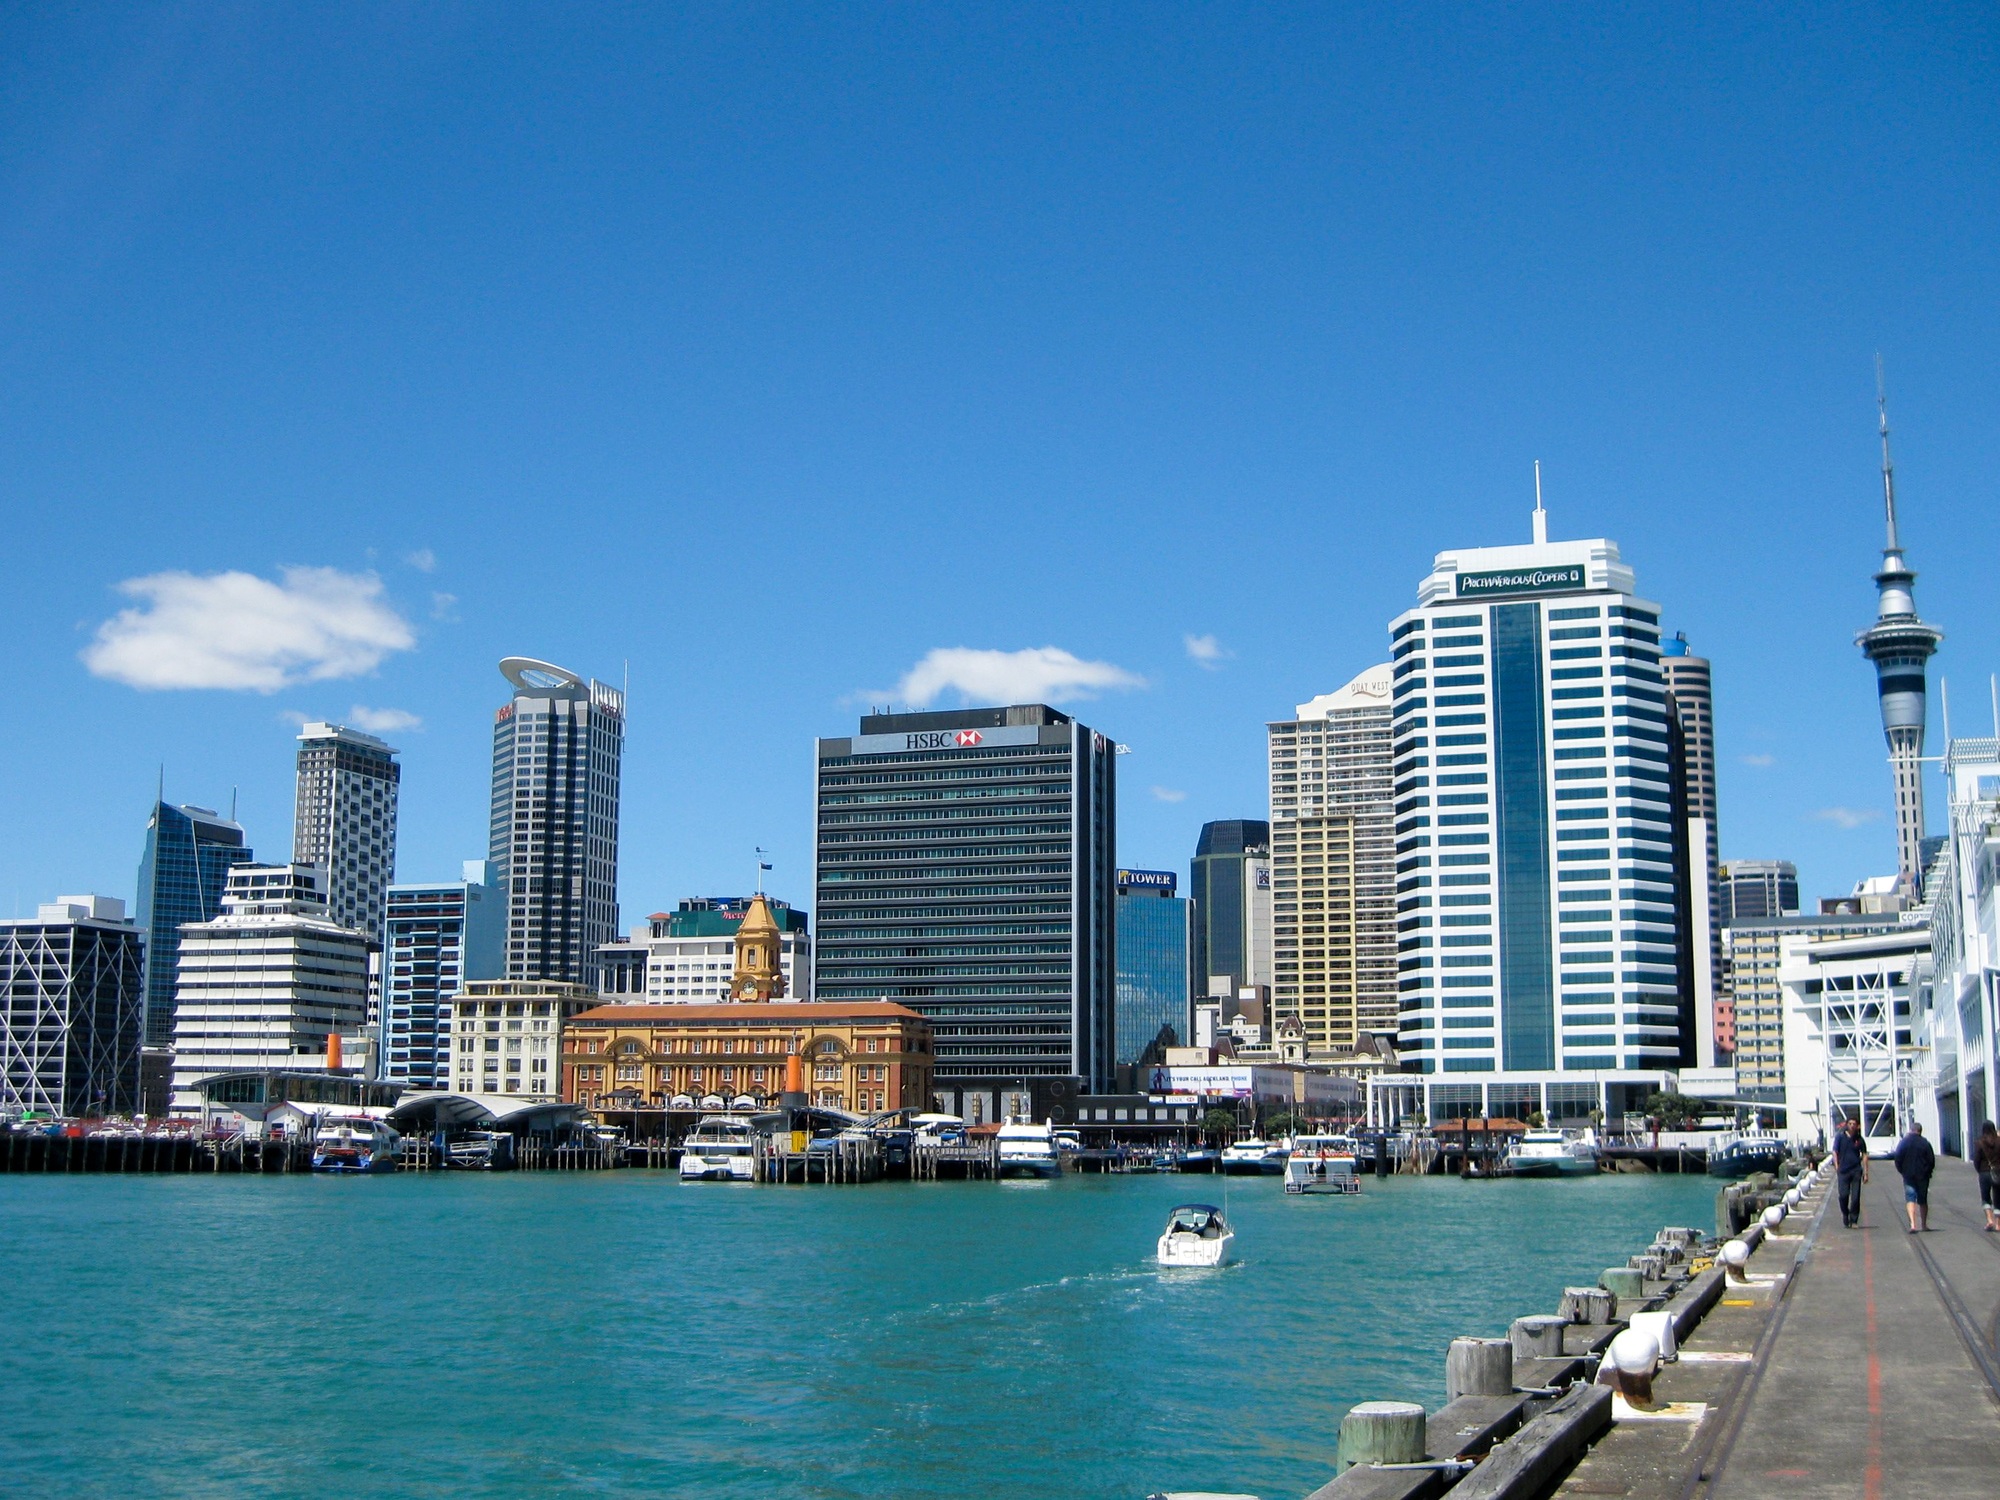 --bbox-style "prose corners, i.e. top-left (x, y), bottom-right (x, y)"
top-left (1703, 1158), bottom-right (2000, 1499)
